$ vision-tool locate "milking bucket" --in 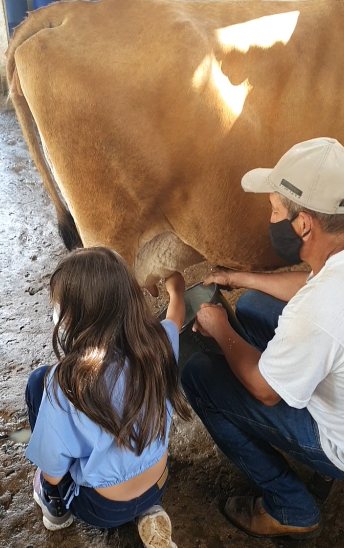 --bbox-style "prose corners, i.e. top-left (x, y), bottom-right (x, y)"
top-left (159, 282), bottom-right (246, 370)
